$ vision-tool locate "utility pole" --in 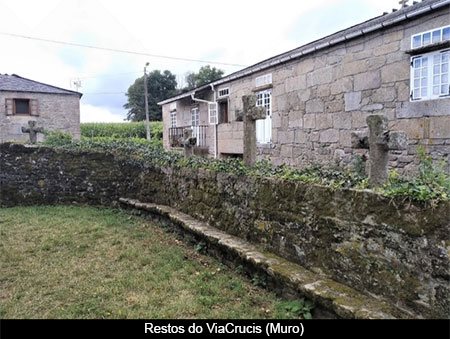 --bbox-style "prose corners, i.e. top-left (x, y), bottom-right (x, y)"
top-left (144, 62), bottom-right (151, 140)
